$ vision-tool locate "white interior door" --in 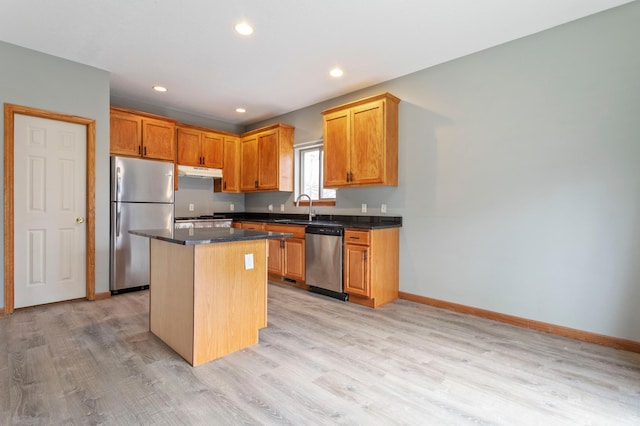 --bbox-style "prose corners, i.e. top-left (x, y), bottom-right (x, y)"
top-left (13, 114), bottom-right (87, 308)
